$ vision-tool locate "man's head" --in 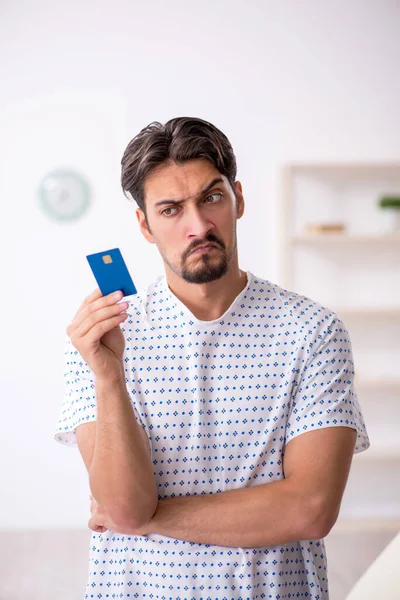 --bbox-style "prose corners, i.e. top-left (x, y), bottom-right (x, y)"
top-left (121, 117), bottom-right (244, 284)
